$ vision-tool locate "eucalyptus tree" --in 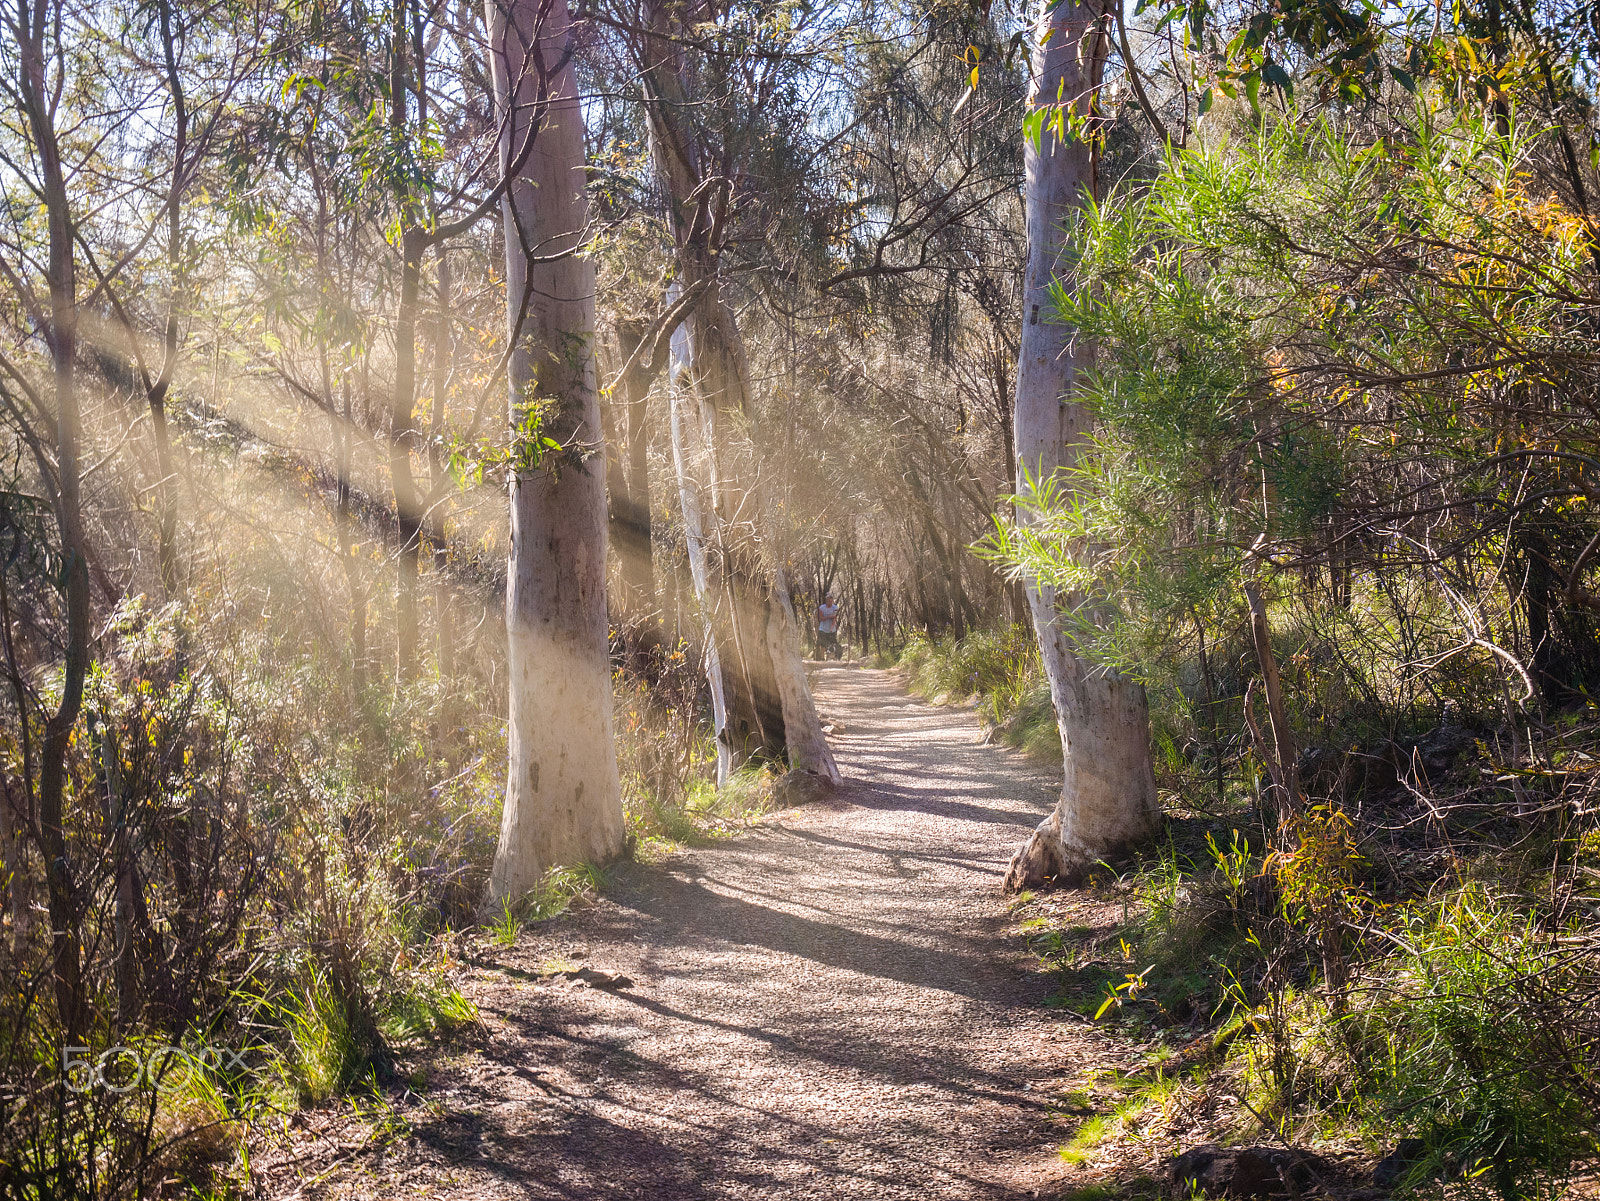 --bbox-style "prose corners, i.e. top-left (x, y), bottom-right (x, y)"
top-left (999, 0), bottom-right (1160, 890)
top-left (0, 0), bottom-right (98, 1037)
top-left (488, 0), bottom-right (624, 898)
top-left (594, 0), bottom-right (842, 784)
top-left (981, 0), bottom-right (1600, 887)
